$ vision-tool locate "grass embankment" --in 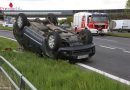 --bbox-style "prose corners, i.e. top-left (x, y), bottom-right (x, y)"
top-left (107, 32), bottom-right (130, 38)
top-left (0, 72), bottom-right (14, 89)
top-left (0, 37), bottom-right (130, 90)
top-left (0, 24), bottom-right (13, 31)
